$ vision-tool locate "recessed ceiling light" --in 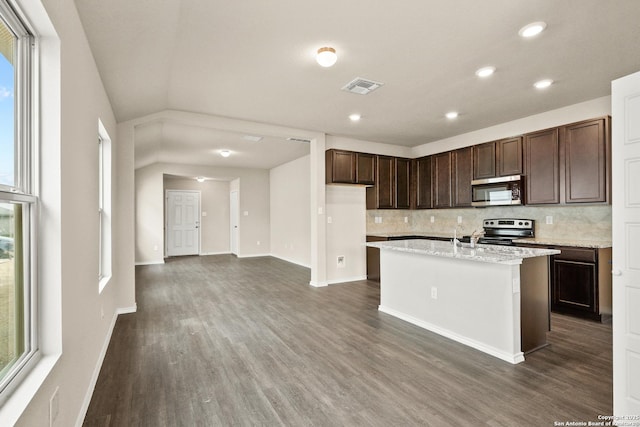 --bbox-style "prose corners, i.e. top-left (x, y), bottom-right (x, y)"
top-left (519, 21), bottom-right (547, 38)
top-left (534, 79), bottom-right (553, 89)
top-left (316, 47), bottom-right (337, 67)
top-left (445, 111), bottom-right (459, 120)
top-left (475, 66), bottom-right (496, 78)
top-left (220, 150), bottom-right (231, 157)
top-left (349, 113), bottom-right (361, 121)
top-left (196, 176), bottom-right (205, 183)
